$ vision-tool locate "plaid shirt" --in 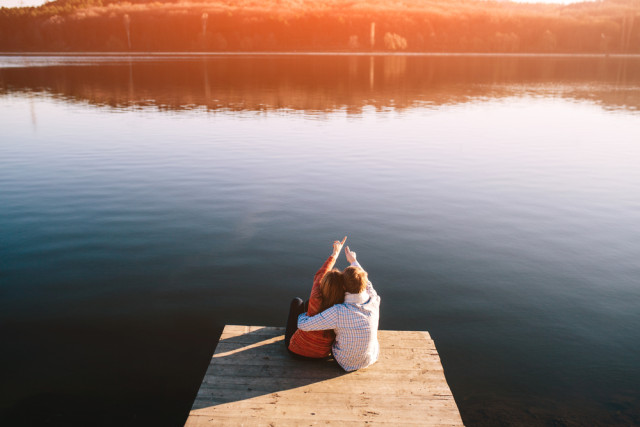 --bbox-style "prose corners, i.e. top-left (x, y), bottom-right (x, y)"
top-left (297, 261), bottom-right (381, 371)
